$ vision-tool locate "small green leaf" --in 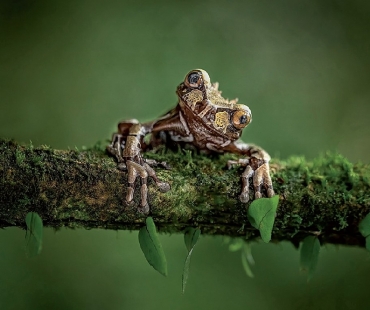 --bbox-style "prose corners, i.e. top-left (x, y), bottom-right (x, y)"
top-left (228, 238), bottom-right (243, 252)
top-left (182, 248), bottom-right (194, 293)
top-left (247, 195), bottom-right (279, 243)
top-left (366, 236), bottom-right (370, 251)
top-left (241, 243), bottom-right (255, 278)
top-left (25, 212), bottom-right (43, 257)
top-left (241, 253), bottom-right (254, 278)
top-left (138, 217), bottom-right (167, 276)
top-left (242, 242), bottom-right (255, 266)
top-left (300, 236), bottom-right (320, 281)
top-left (182, 227), bottom-right (201, 293)
top-left (359, 213), bottom-right (370, 237)
top-left (184, 227), bottom-right (200, 252)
